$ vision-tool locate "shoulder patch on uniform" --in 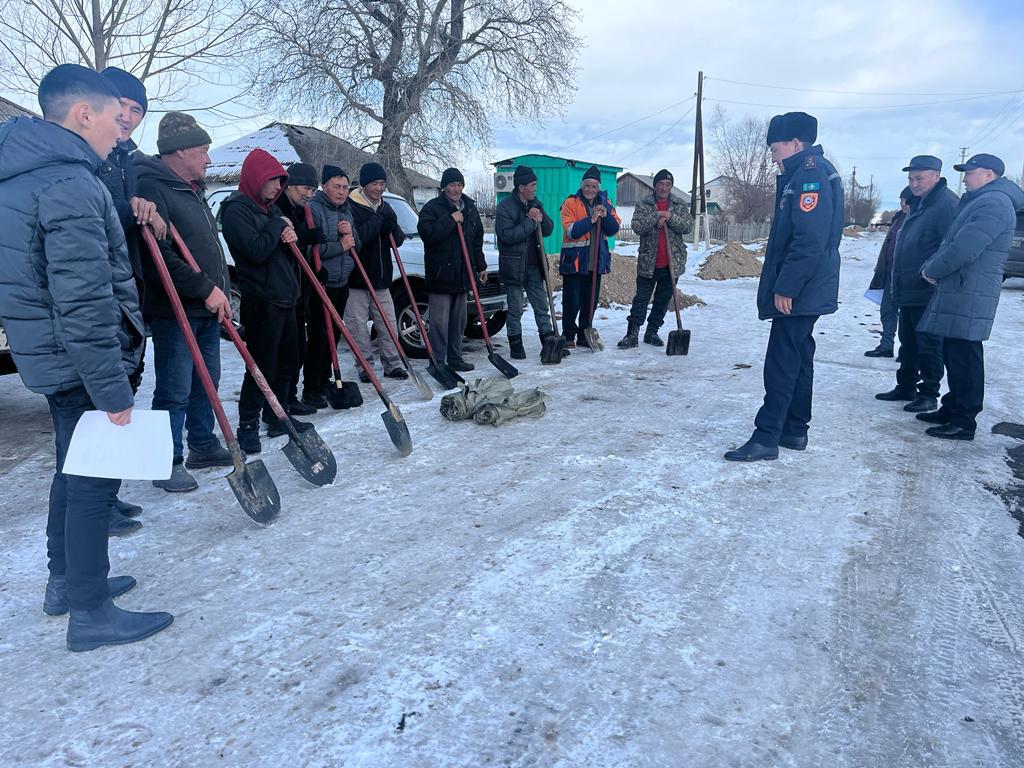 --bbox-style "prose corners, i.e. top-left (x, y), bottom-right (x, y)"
top-left (802, 182), bottom-right (820, 192)
top-left (799, 192), bottom-right (819, 212)
top-left (804, 155), bottom-right (817, 169)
